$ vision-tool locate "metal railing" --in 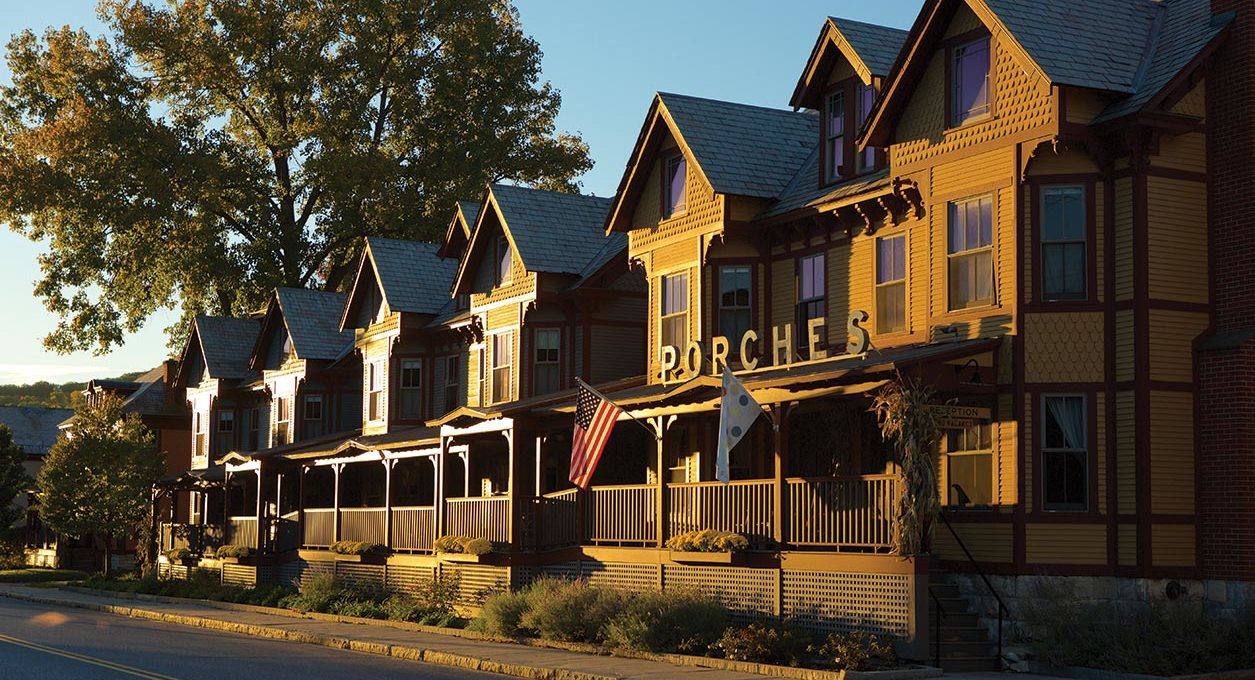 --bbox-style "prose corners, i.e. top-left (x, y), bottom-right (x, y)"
top-left (587, 484), bottom-right (655, 545)
top-left (938, 511), bottom-right (1010, 664)
top-left (390, 506), bottom-right (435, 552)
top-left (445, 496), bottom-right (510, 545)
top-left (786, 475), bottom-right (899, 550)
top-left (303, 508), bottom-right (335, 547)
top-left (668, 479), bottom-right (774, 547)
top-left (340, 507), bottom-right (387, 545)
